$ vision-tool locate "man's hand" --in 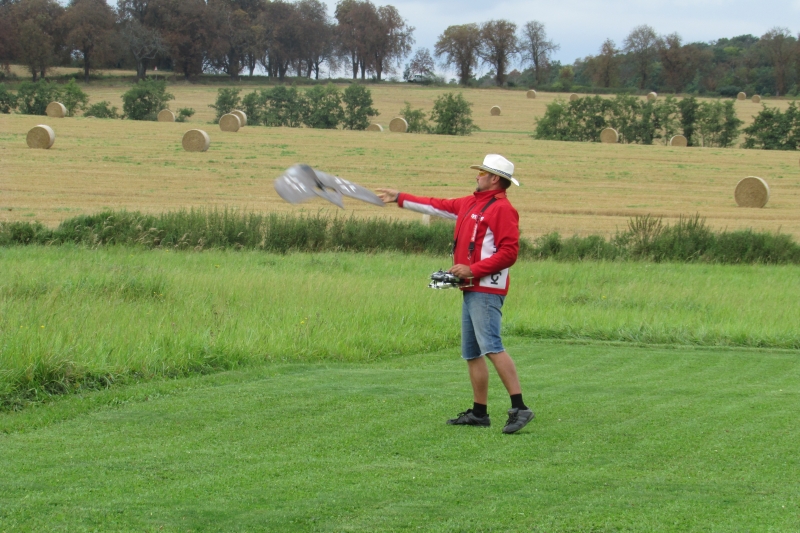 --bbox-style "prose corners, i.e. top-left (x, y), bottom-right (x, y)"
top-left (448, 264), bottom-right (473, 280)
top-left (375, 188), bottom-right (399, 203)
